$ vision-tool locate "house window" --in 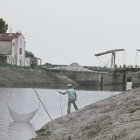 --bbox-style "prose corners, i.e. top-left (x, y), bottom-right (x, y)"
top-left (13, 43), bottom-right (15, 46)
top-left (19, 48), bottom-right (22, 55)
